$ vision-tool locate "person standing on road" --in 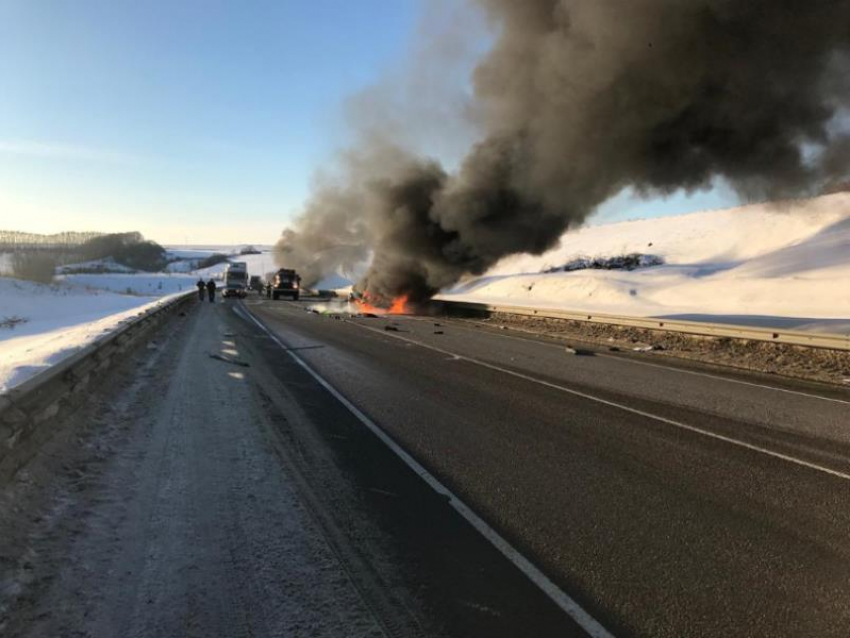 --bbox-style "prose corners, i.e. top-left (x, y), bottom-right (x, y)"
top-left (196, 278), bottom-right (205, 301)
top-left (206, 278), bottom-right (217, 303)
